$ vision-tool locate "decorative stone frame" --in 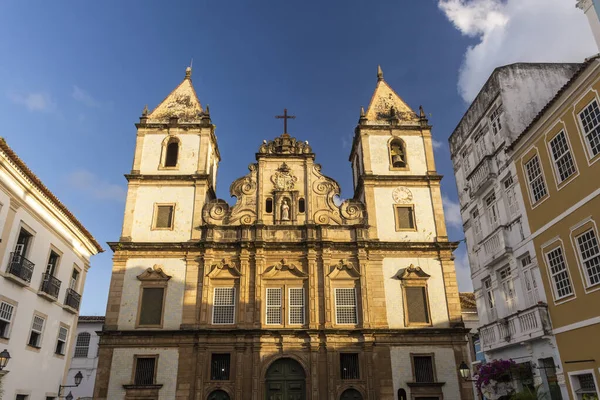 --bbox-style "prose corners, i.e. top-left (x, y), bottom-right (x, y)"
top-left (327, 260), bottom-right (362, 327)
top-left (123, 354), bottom-right (163, 398)
top-left (261, 259), bottom-right (308, 328)
top-left (52, 321), bottom-right (70, 359)
top-left (337, 351), bottom-right (363, 381)
top-left (388, 137), bottom-right (409, 171)
top-left (259, 354), bottom-right (310, 400)
top-left (395, 265), bottom-right (433, 327)
top-left (338, 385), bottom-right (368, 400)
top-left (206, 352), bottom-right (234, 383)
top-left (151, 203), bottom-right (176, 231)
top-left (26, 310), bottom-right (48, 351)
top-left (159, 135), bottom-right (180, 170)
top-left (135, 265), bottom-right (171, 329)
top-left (206, 259), bottom-right (241, 326)
top-left (394, 204), bottom-right (417, 232)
